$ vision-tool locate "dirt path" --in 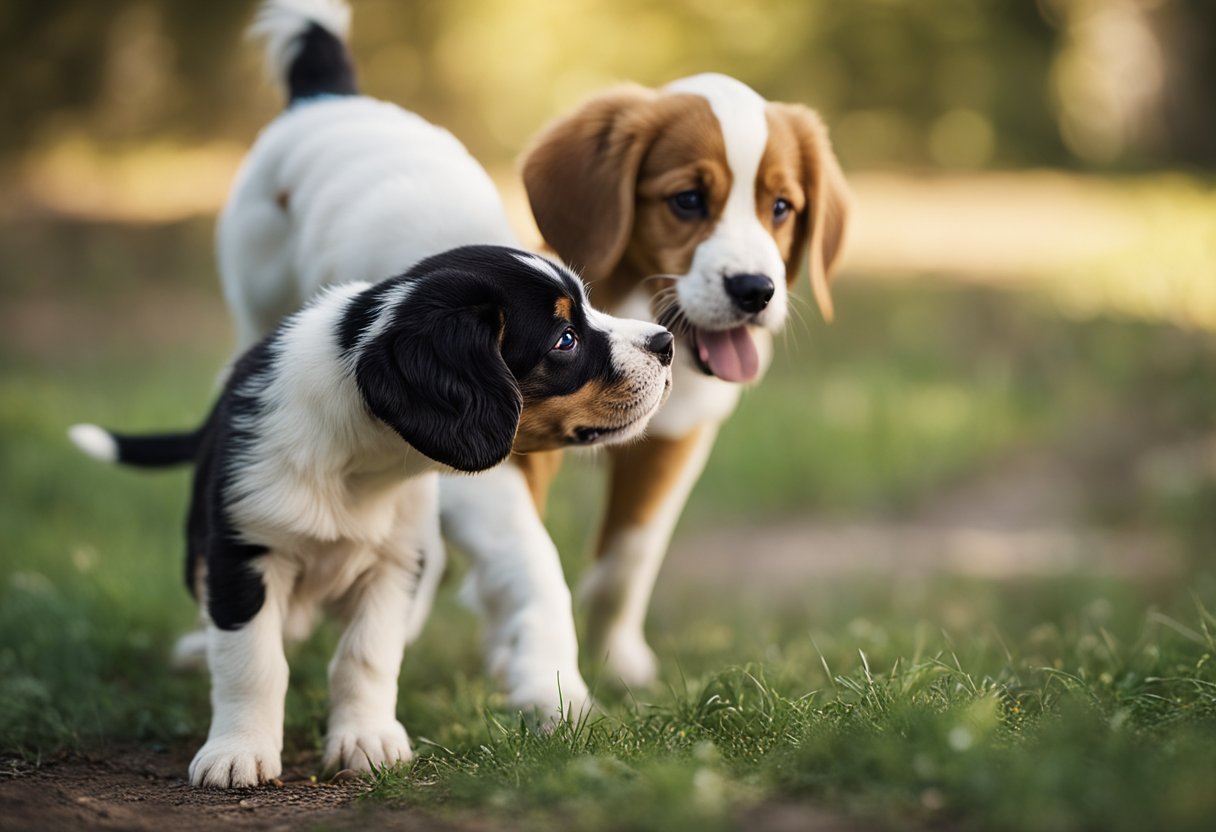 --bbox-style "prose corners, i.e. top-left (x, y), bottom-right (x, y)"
top-left (0, 748), bottom-right (474, 832)
top-left (0, 749), bottom-right (870, 832)
top-left (664, 416), bottom-right (1199, 597)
